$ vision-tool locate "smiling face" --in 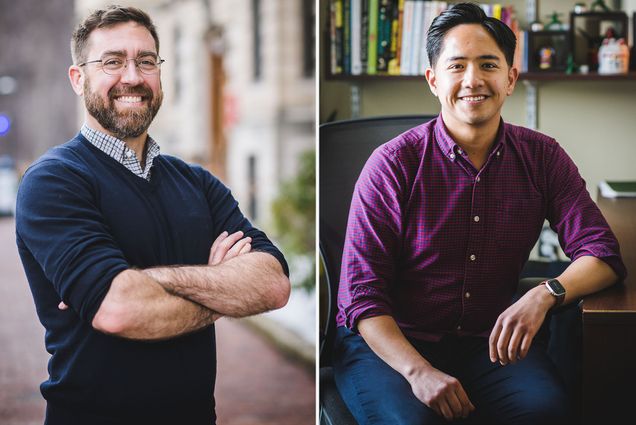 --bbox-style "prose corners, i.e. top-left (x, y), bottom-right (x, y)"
top-left (70, 21), bottom-right (163, 140)
top-left (425, 24), bottom-right (517, 134)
